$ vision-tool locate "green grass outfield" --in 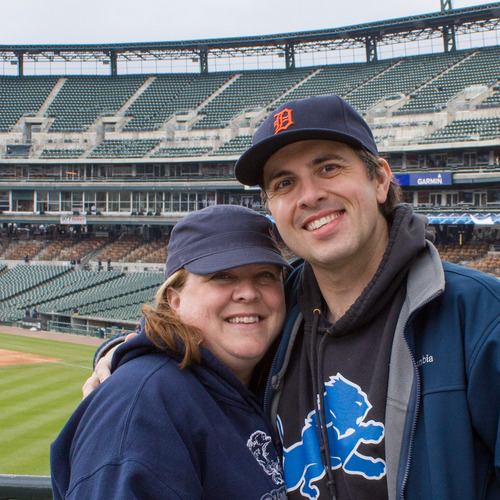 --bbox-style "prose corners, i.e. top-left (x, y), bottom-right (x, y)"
top-left (0, 332), bottom-right (96, 475)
